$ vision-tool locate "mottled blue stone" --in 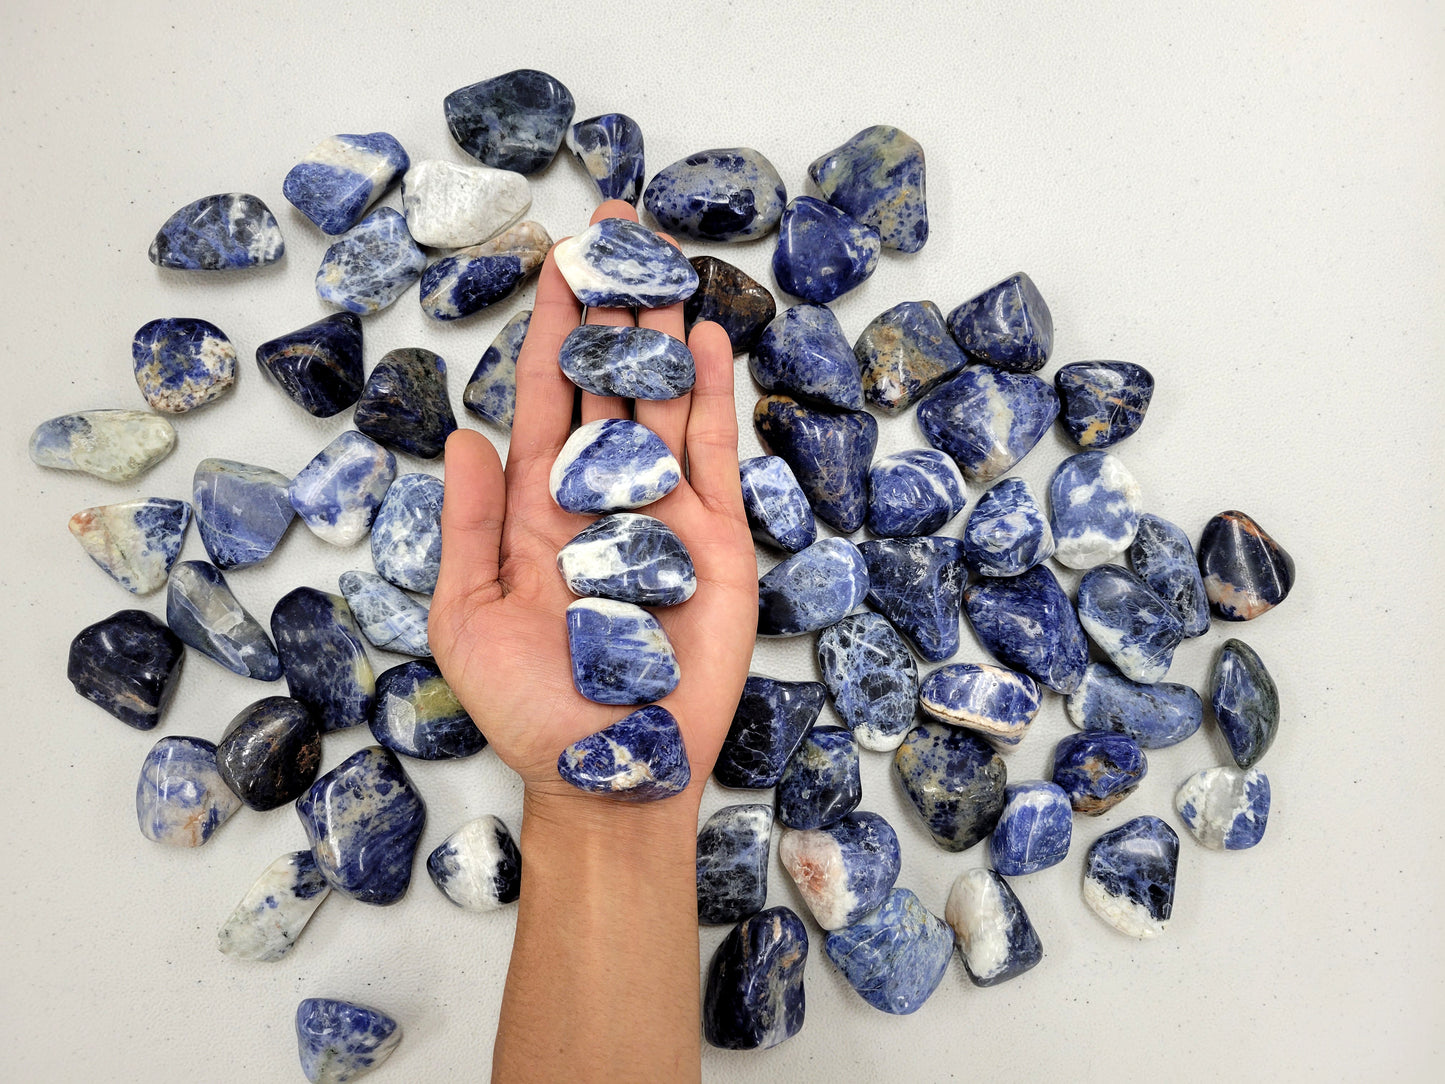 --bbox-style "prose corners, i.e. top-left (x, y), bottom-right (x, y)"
top-left (271, 587), bottom-right (376, 732)
top-left (315, 207), bottom-right (426, 315)
top-left (947, 273), bottom-right (1053, 373)
top-left (215, 696), bottom-right (321, 811)
top-left (750, 304), bottom-right (862, 409)
top-left (1067, 662), bottom-right (1204, 749)
top-left (131, 317), bottom-right (236, 413)
top-left (824, 888), bottom-right (954, 1015)
top-left (1055, 361), bottom-right (1154, 449)
top-left (550, 418), bottom-right (681, 514)
top-left (68, 497), bottom-right (190, 595)
top-left (858, 536), bottom-right (968, 662)
top-left (714, 676), bottom-right (825, 788)
top-left (817, 613), bottom-right (919, 752)
top-left (552, 217), bottom-right (699, 308)
top-left (284, 132), bottom-right (410, 234)
top-left (778, 811), bottom-right (900, 930)
top-left (29, 410), bottom-right (176, 483)
top-left (557, 704), bottom-right (690, 800)
top-left (961, 477), bottom-right (1055, 576)
top-left (567, 112), bottom-right (645, 204)
top-left (990, 781), bottom-right (1072, 875)
top-left (166, 560), bottom-right (281, 680)
top-left (893, 722), bottom-right (1007, 851)
top-left (192, 458), bottom-right (295, 570)
top-left (1176, 766), bottom-right (1270, 850)
top-left (444, 69), bottom-right (575, 173)
top-left (137, 735), bottom-right (242, 846)
top-left (338, 571), bottom-right (431, 657)
top-left (371, 659), bottom-right (484, 760)
top-left (1130, 514), bottom-right (1210, 638)
top-left (1077, 564), bottom-right (1184, 684)
top-left (565, 598), bottom-right (680, 705)
top-left (685, 256), bottom-right (776, 354)
top-left (1199, 510), bottom-right (1296, 621)
top-left (463, 309), bottom-right (530, 428)
top-left (703, 907), bottom-right (809, 1051)
top-left (917, 365), bottom-right (1059, 483)
top-left (1083, 815), bottom-right (1179, 939)
top-left (776, 726), bottom-right (861, 830)
top-left (255, 312), bottom-right (364, 418)
top-left (295, 997), bottom-right (402, 1083)
top-left (644, 147), bottom-right (786, 242)
top-left (558, 324), bottom-right (696, 400)
top-left (370, 473), bottom-right (443, 594)
top-left (944, 869), bottom-right (1042, 987)
top-left (771, 196), bottom-right (880, 304)
top-left (1211, 639), bottom-right (1279, 769)
top-left (809, 125), bottom-right (927, 253)
top-left (68, 609), bottom-right (184, 730)
top-left (697, 804), bottom-right (773, 924)
top-left (557, 513), bottom-right (696, 606)
top-left (739, 455), bottom-right (816, 553)
top-left (1049, 451), bottom-right (1144, 569)
top-left (756, 537), bottom-right (869, 636)
top-left (148, 192), bottom-right (284, 270)
top-left (964, 565), bottom-right (1089, 694)
top-left (288, 431), bottom-right (397, 547)
top-left (916, 663), bottom-right (1042, 748)
top-left (1051, 731), bottom-right (1148, 815)
top-left (753, 394), bottom-right (877, 532)
top-left (855, 300), bottom-right (967, 414)
top-left (419, 220), bottom-right (550, 321)
top-left (354, 348), bottom-right (457, 460)
top-left (865, 449), bottom-right (967, 538)
top-left (427, 815), bottom-right (522, 911)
